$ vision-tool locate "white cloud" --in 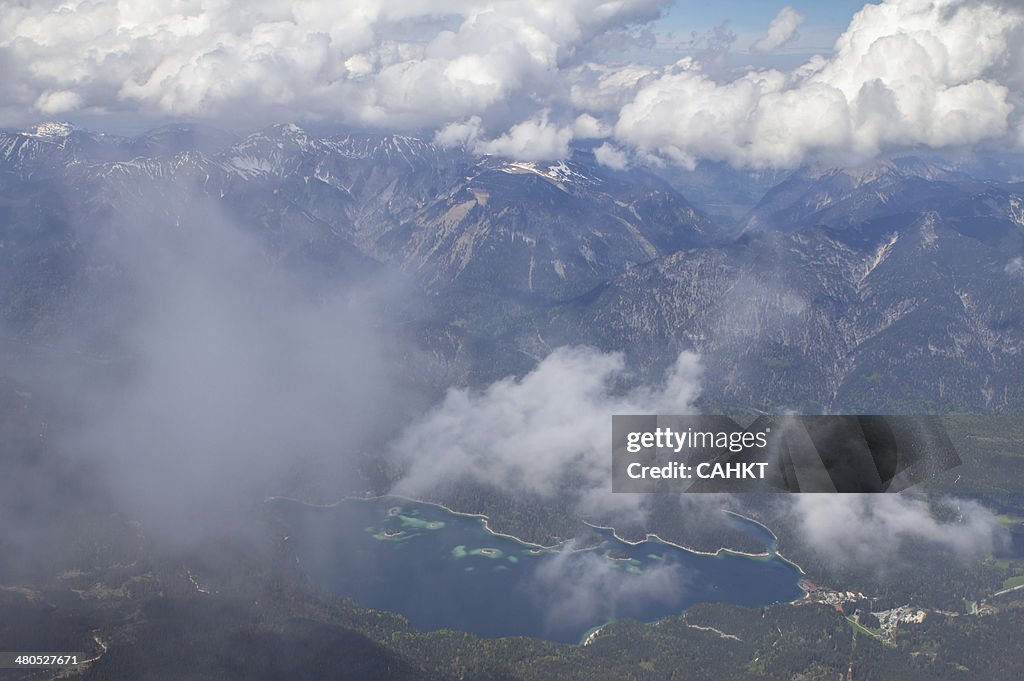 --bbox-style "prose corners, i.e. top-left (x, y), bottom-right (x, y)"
top-left (594, 142), bottom-right (630, 169)
top-left (788, 494), bottom-right (1003, 567)
top-left (572, 112), bottom-right (611, 139)
top-left (475, 112), bottom-right (575, 160)
top-left (751, 6), bottom-right (806, 54)
top-left (392, 347), bottom-right (701, 515)
top-left (33, 89), bottom-right (82, 114)
top-left (615, 0), bottom-right (1024, 168)
top-left (434, 112), bottom-right (576, 160)
top-left (0, 0), bottom-right (668, 130)
top-left (2, 0), bottom-right (1023, 167)
top-left (433, 115), bottom-right (484, 148)
top-left (530, 545), bottom-right (688, 632)
top-left (567, 63), bottom-right (657, 113)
